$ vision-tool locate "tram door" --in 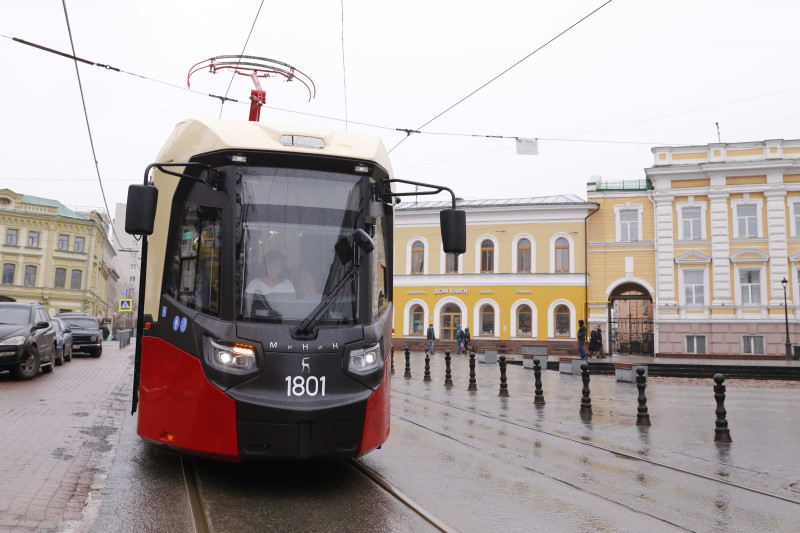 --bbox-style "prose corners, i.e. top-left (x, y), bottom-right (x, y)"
top-left (440, 304), bottom-right (461, 341)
